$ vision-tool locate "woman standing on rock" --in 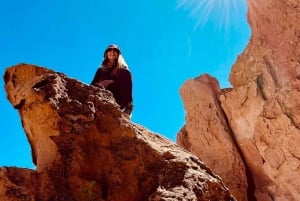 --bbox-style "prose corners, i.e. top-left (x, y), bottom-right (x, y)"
top-left (91, 44), bottom-right (133, 119)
